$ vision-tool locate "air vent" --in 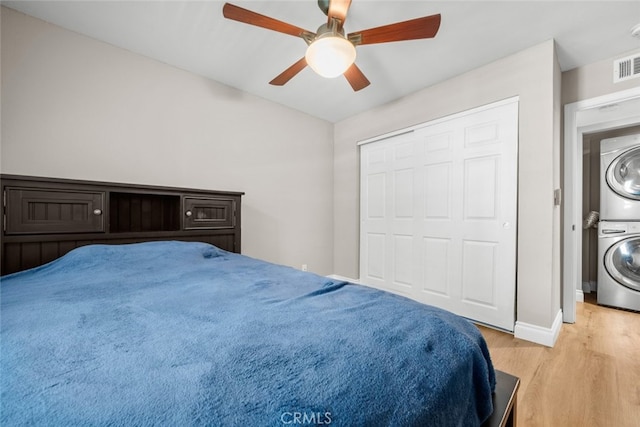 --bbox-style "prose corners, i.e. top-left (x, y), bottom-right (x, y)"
top-left (613, 53), bottom-right (640, 83)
